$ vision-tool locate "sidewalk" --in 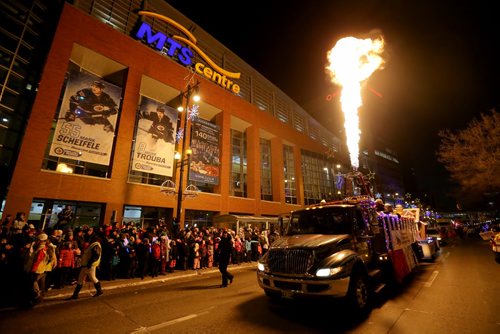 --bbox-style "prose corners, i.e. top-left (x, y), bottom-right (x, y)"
top-left (44, 262), bottom-right (256, 301)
